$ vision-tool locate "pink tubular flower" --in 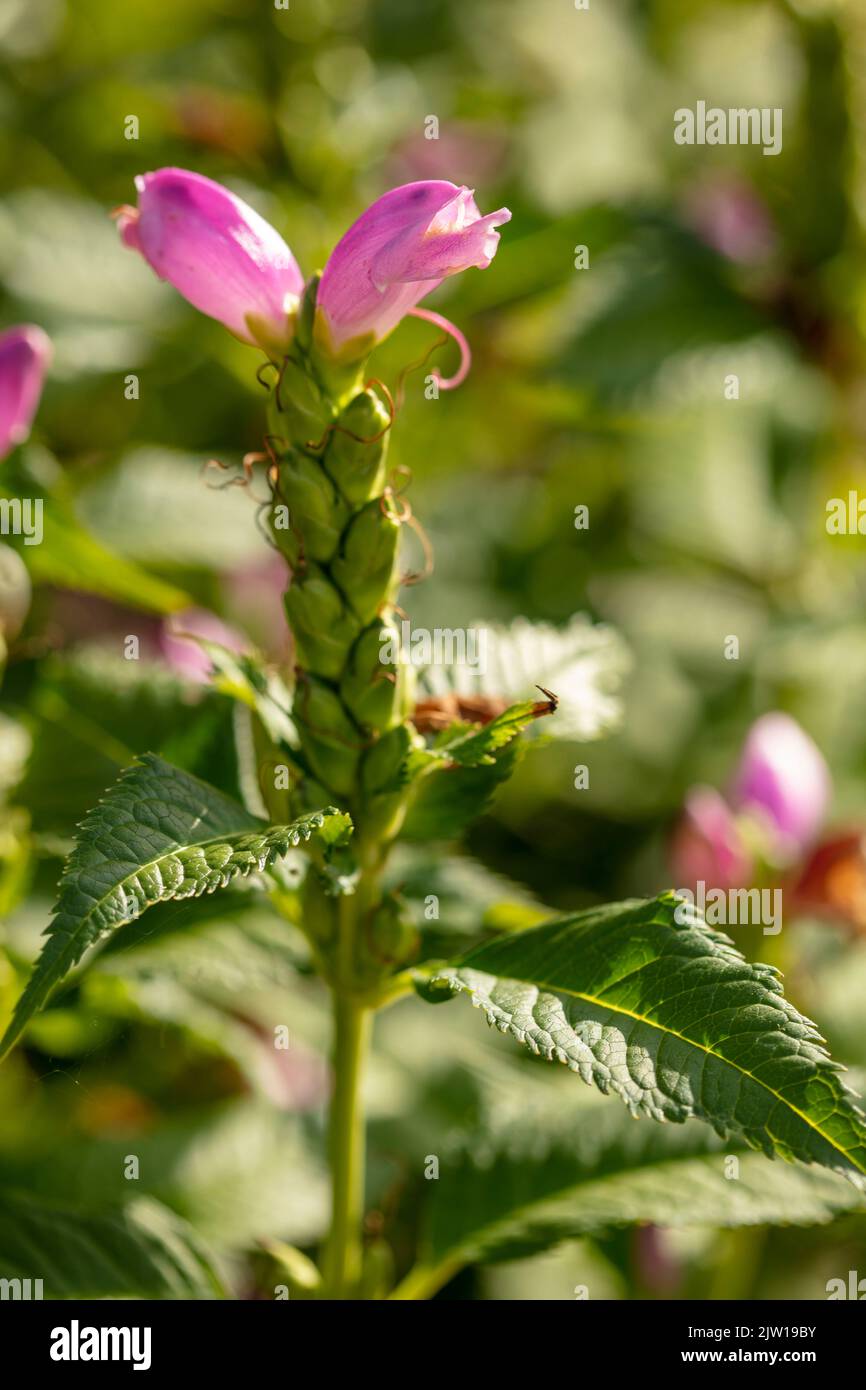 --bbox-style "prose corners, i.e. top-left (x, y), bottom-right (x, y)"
top-left (0, 325), bottom-right (51, 462)
top-left (732, 712), bottom-right (830, 861)
top-left (115, 169), bottom-right (304, 352)
top-left (315, 181), bottom-right (511, 368)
